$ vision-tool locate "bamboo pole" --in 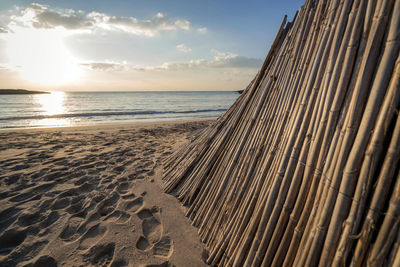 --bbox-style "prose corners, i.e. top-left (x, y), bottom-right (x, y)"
top-left (161, 0), bottom-right (400, 265)
top-left (330, 7), bottom-right (400, 265)
top-left (367, 169), bottom-right (400, 266)
top-left (298, 1), bottom-right (393, 265)
top-left (320, 3), bottom-right (399, 265)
